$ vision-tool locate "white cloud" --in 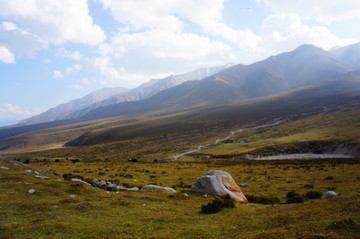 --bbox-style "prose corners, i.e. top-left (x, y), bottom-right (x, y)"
top-left (92, 0), bottom-right (255, 85)
top-left (260, 13), bottom-right (357, 55)
top-left (0, 21), bottom-right (46, 58)
top-left (0, 0), bottom-right (106, 60)
top-left (72, 85), bottom-right (84, 90)
top-left (93, 30), bottom-right (234, 86)
top-left (56, 48), bottom-right (82, 61)
top-left (53, 70), bottom-right (63, 79)
top-left (65, 64), bottom-right (82, 74)
top-left (88, 56), bottom-right (173, 86)
top-left (258, 0), bottom-right (360, 24)
top-left (0, 46), bottom-right (15, 63)
top-left (0, 103), bottom-right (46, 121)
top-left (98, 0), bottom-right (261, 50)
top-left (80, 77), bottom-right (89, 84)
top-left (2, 21), bottom-right (17, 30)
